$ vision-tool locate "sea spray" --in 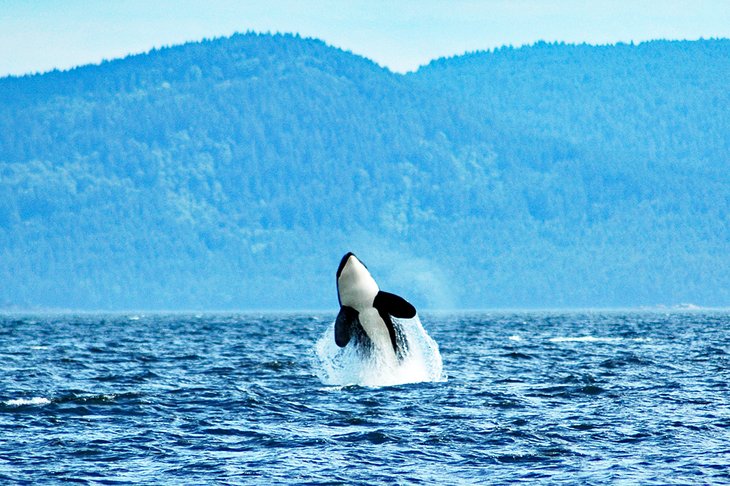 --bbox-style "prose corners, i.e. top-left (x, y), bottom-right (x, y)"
top-left (315, 315), bottom-right (445, 386)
